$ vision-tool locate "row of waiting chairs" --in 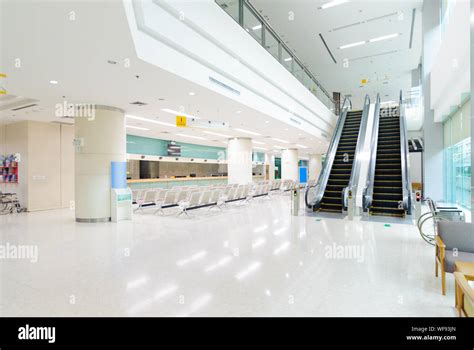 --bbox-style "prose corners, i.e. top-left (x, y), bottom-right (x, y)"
top-left (131, 179), bottom-right (295, 216)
